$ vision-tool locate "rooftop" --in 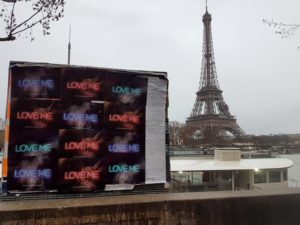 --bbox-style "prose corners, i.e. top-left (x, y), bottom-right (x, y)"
top-left (171, 157), bottom-right (293, 172)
